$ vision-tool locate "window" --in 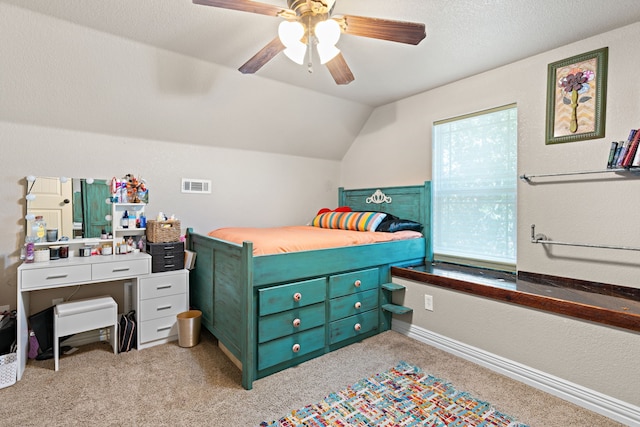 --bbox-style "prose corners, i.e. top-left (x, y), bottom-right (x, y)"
top-left (432, 104), bottom-right (517, 270)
